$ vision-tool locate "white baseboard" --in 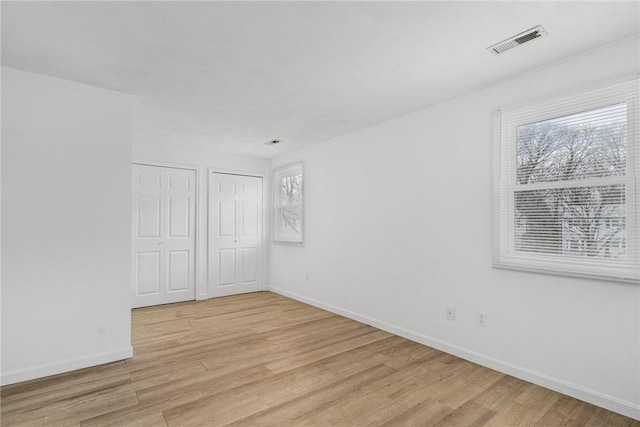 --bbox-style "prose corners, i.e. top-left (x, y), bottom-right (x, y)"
top-left (269, 286), bottom-right (640, 421)
top-left (1, 346), bottom-right (133, 386)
